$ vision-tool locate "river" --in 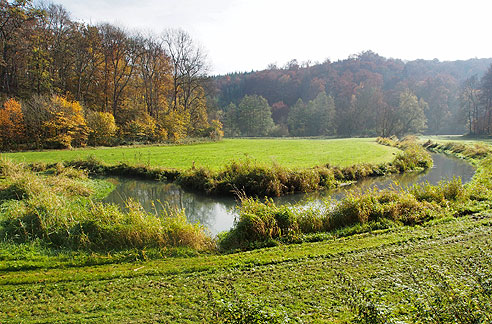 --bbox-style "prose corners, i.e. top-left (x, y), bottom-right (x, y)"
top-left (103, 153), bottom-right (475, 235)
